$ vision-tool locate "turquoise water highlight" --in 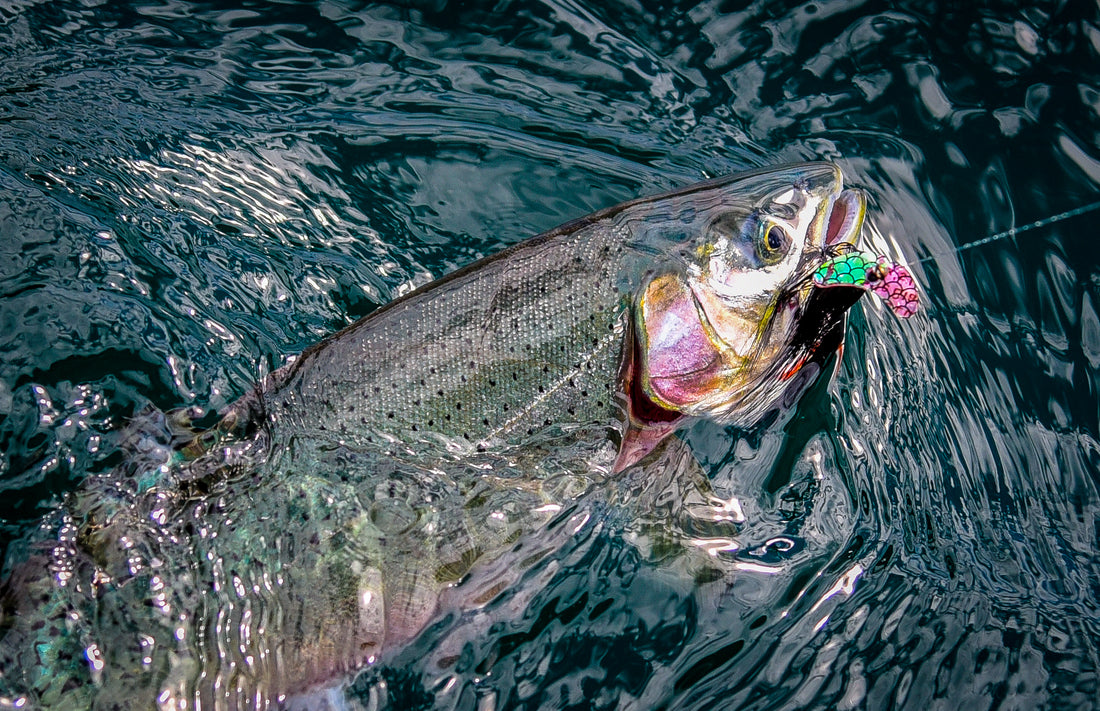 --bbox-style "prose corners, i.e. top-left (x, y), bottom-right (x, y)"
top-left (1, 0), bottom-right (1099, 708)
